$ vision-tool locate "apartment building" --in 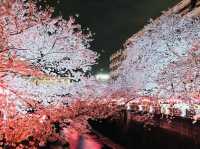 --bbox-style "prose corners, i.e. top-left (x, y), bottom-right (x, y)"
top-left (109, 49), bottom-right (127, 80)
